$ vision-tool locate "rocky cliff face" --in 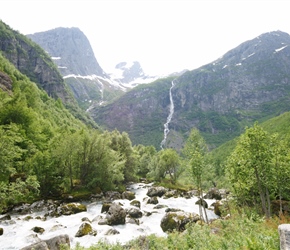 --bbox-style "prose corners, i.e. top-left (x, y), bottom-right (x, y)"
top-left (0, 20), bottom-right (97, 127)
top-left (27, 27), bottom-right (106, 77)
top-left (91, 31), bottom-right (290, 149)
top-left (0, 21), bottom-right (74, 104)
top-left (27, 27), bottom-right (126, 109)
